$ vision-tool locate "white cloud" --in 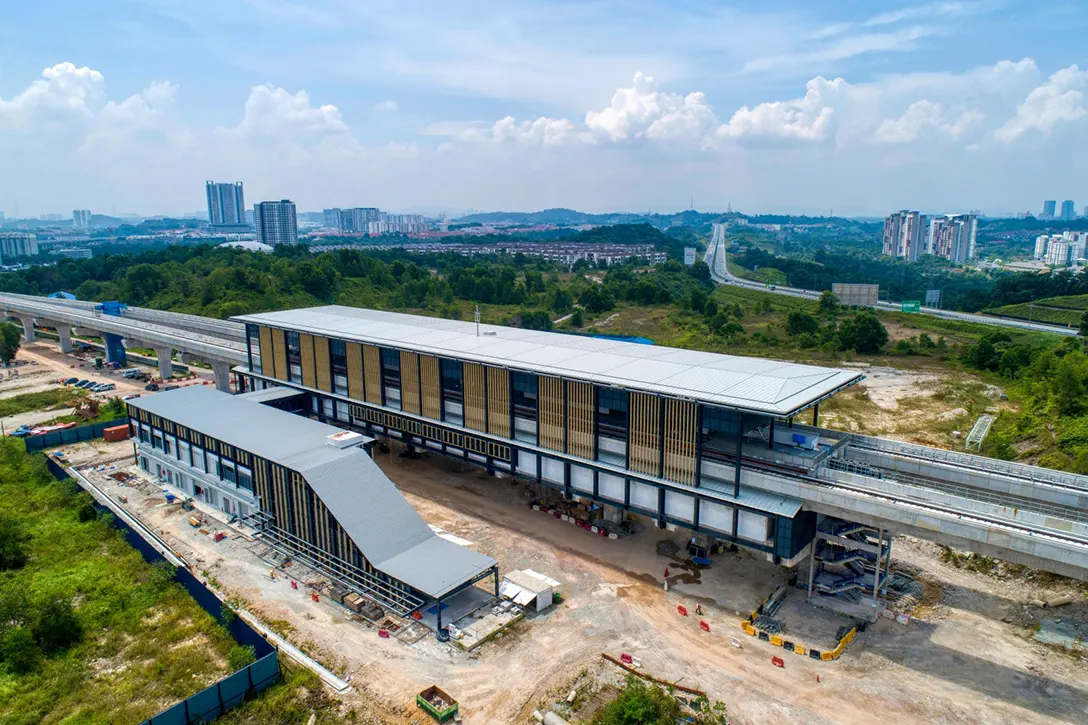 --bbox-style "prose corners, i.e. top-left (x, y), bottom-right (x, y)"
top-left (0, 62), bottom-right (106, 131)
top-left (227, 84), bottom-right (349, 137)
top-left (584, 72), bottom-right (717, 143)
top-left (99, 81), bottom-right (178, 130)
top-left (995, 65), bottom-right (1088, 142)
top-left (491, 116), bottom-right (577, 145)
top-left (373, 99), bottom-right (399, 112)
top-left (716, 78), bottom-right (841, 143)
